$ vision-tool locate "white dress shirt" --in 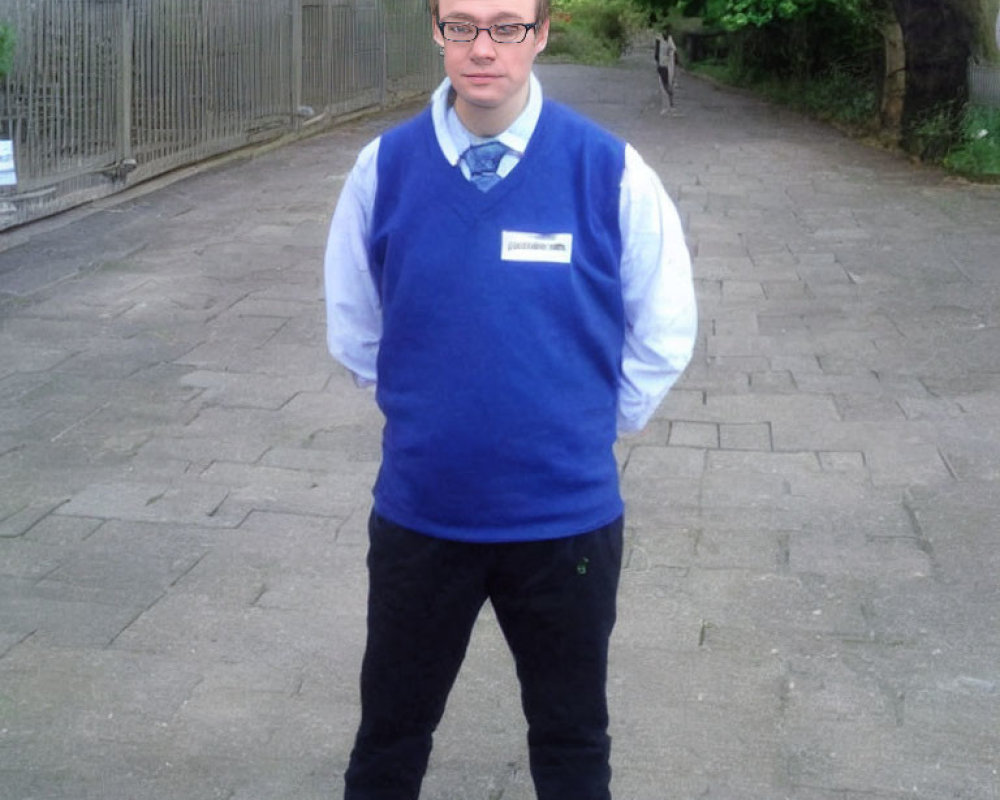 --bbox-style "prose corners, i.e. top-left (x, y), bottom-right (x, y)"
top-left (324, 74), bottom-right (697, 433)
